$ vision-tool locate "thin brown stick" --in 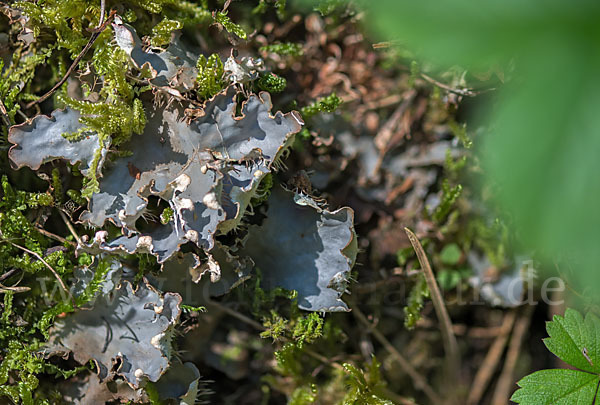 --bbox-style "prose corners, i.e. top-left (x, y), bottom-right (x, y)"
top-left (3, 240), bottom-right (71, 300)
top-left (35, 225), bottom-right (77, 247)
top-left (421, 73), bottom-right (496, 97)
top-left (372, 40), bottom-right (402, 49)
top-left (363, 94), bottom-right (403, 111)
top-left (58, 209), bottom-right (83, 246)
top-left (0, 281), bottom-right (30, 293)
top-left (16, 109), bottom-right (28, 121)
top-left (0, 98), bottom-right (11, 127)
top-left (25, 10), bottom-right (116, 110)
top-left (491, 305), bottom-right (534, 405)
top-left (0, 258), bottom-right (28, 292)
top-left (374, 89), bottom-right (415, 153)
top-left (467, 310), bottom-right (517, 405)
top-left (369, 48), bottom-right (493, 96)
top-left (404, 227), bottom-right (460, 380)
top-left (419, 73), bottom-right (479, 97)
top-left (207, 299), bottom-right (263, 330)
top-left (351, 304), bottom-right (443, 404)
top-left (354, 276), bottom-right (404, 294)
top-left (303, 346), bottom-right (344, 371)
top-left (417, 317), bottom-right (507, 338)
top-left (97, 0), bottom-right (106, 28)
top-left (0, 268), bottom-right (21, 283)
